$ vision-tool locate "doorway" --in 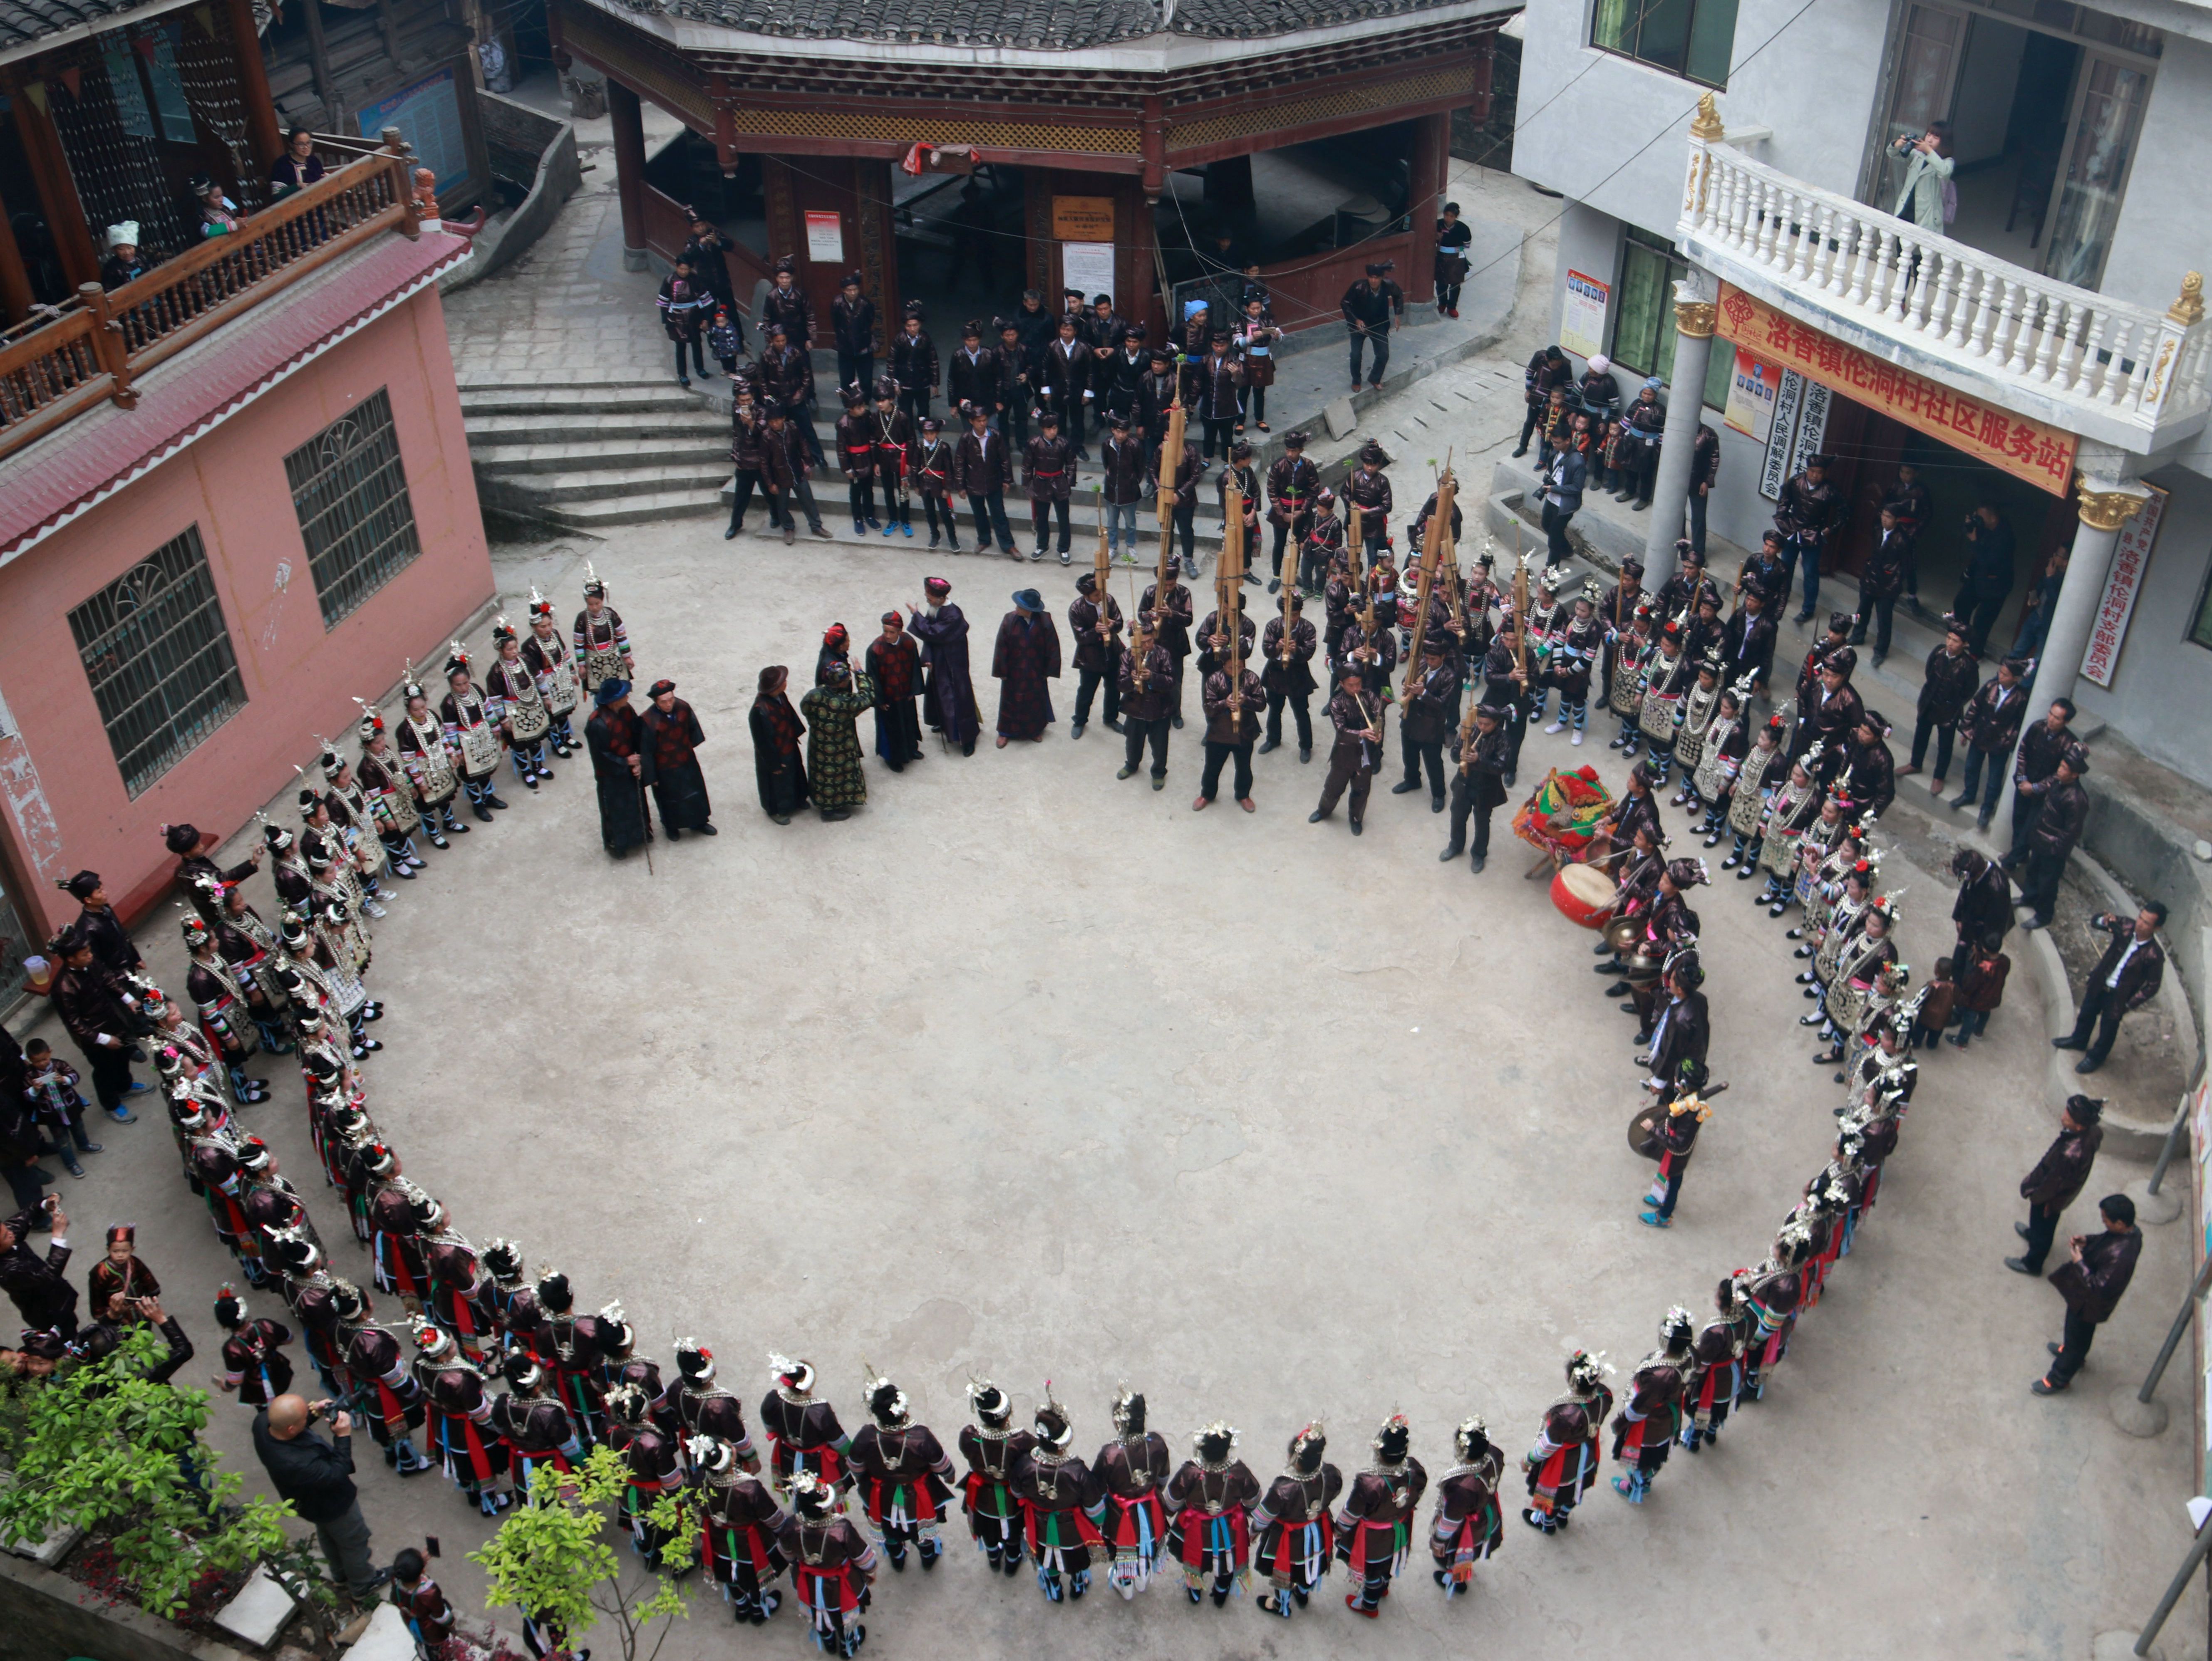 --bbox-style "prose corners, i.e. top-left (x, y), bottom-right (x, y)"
top-left (1830, 407), bottom-right (2074, 651)
top-left (1870, 0), bottom-right (2155, 292)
